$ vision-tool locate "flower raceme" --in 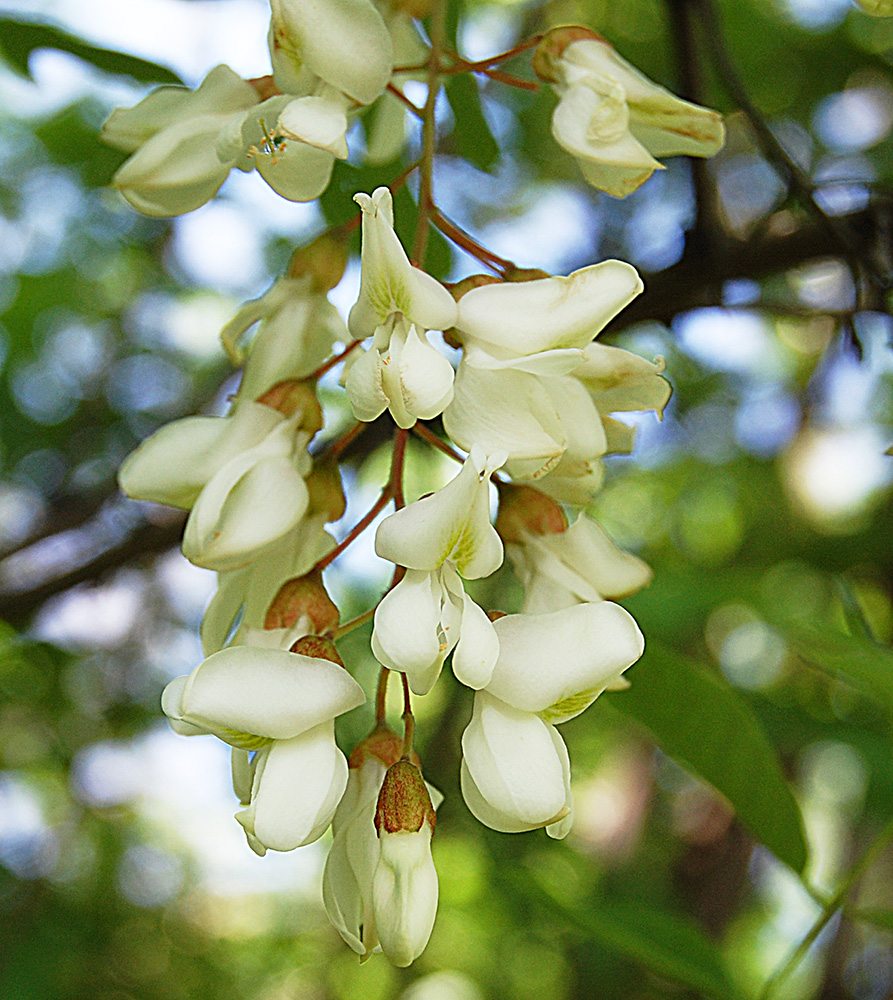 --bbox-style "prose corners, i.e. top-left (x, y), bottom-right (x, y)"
top-left (534, 26), bottom-right (725, 197)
